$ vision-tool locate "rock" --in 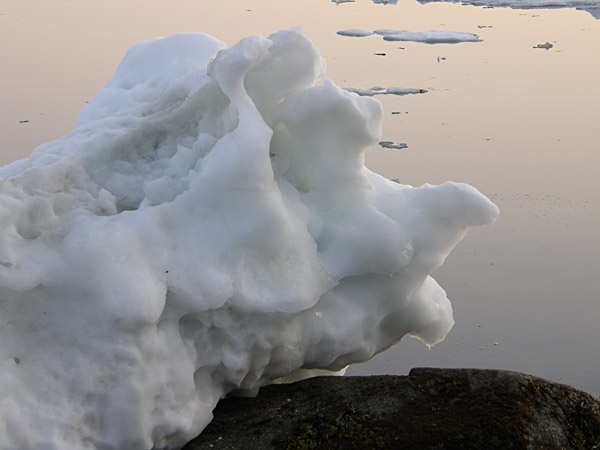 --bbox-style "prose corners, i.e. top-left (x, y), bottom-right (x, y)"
top-left (182, 368), bottom-right (600, 450)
